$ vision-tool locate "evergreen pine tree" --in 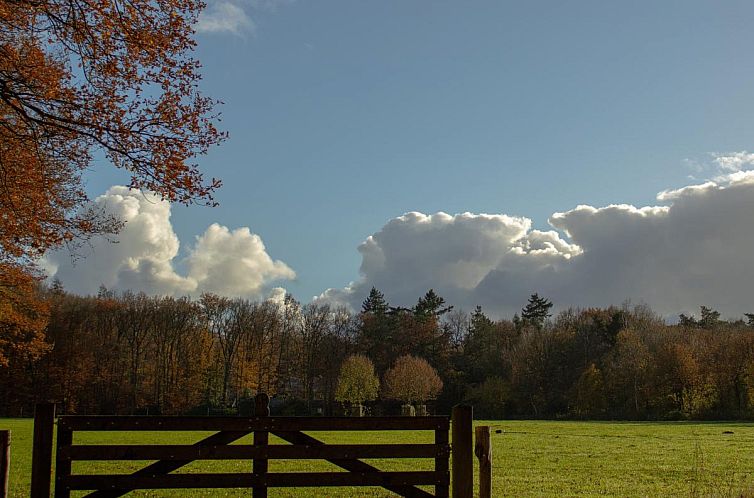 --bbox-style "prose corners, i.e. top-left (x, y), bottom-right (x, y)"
top-left (470, 305), bottom-right (493, 334)
top-left (414, 289), bottom-right (453, 318)
top-left (520, 293), bottom-right (553, 328)
top-left (699, 306), bottom-right (721, 329)
top-left (361, 287), bottom-right (389, 315)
